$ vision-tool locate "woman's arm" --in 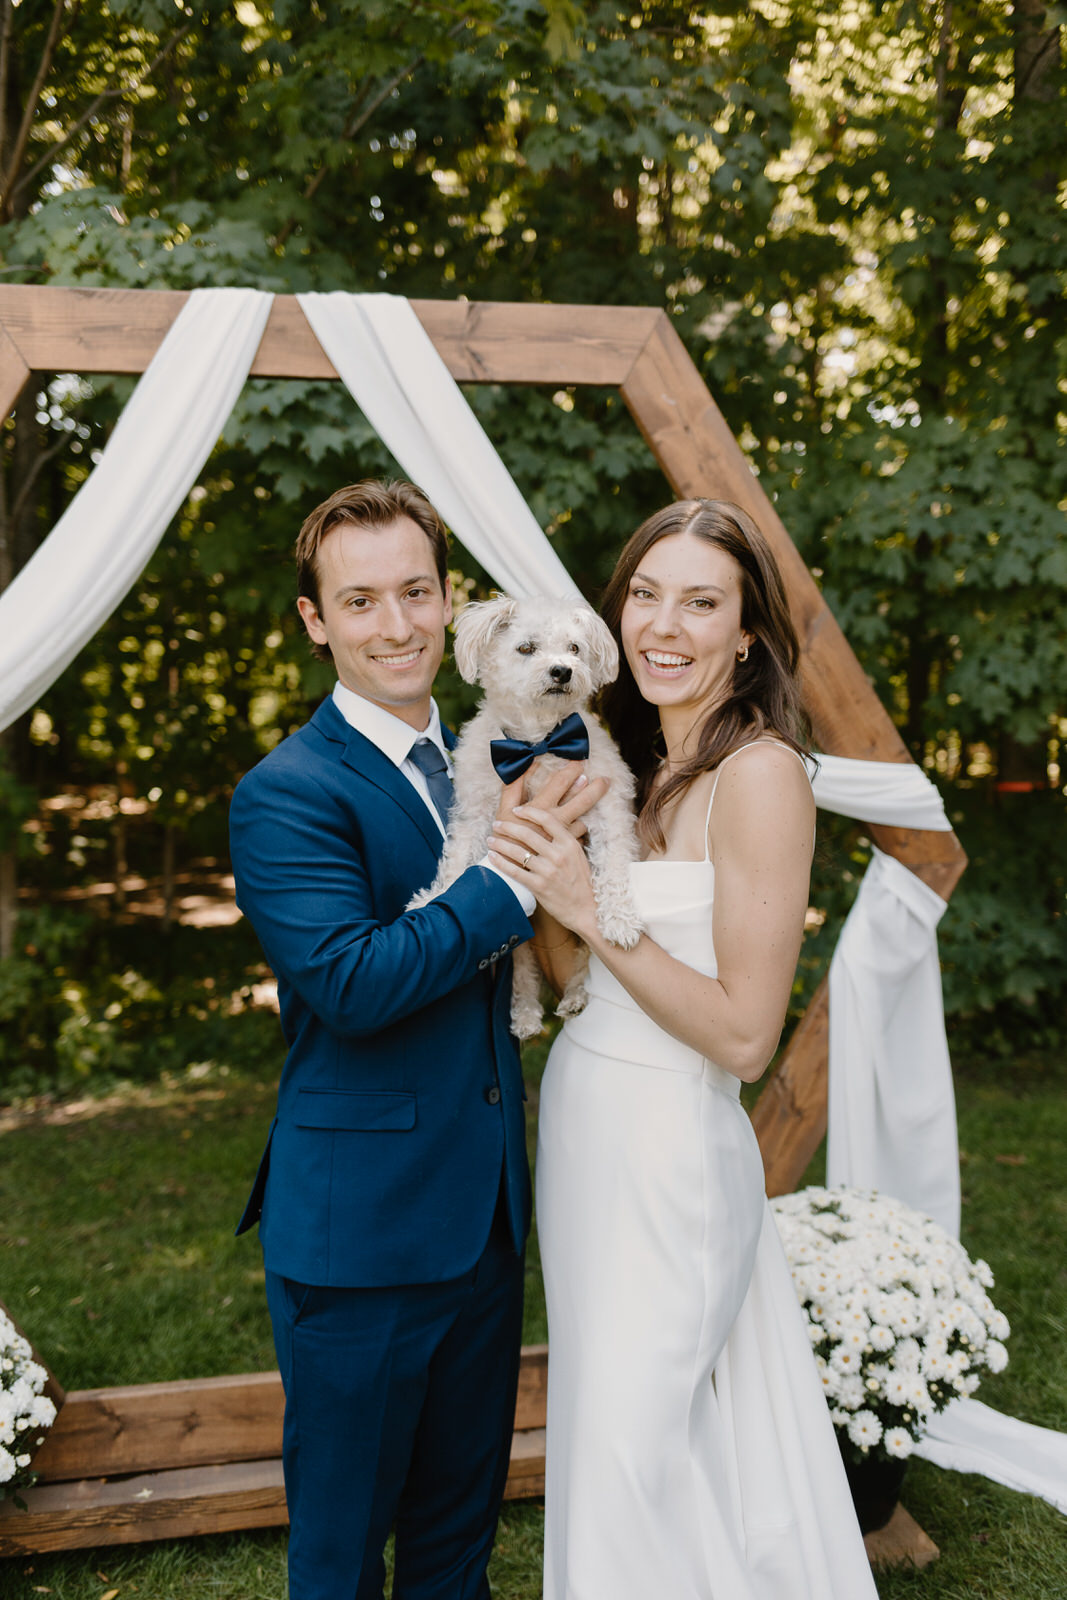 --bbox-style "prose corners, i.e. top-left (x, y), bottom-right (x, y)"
top-left (489, 743), bottom-right (814, 1083)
